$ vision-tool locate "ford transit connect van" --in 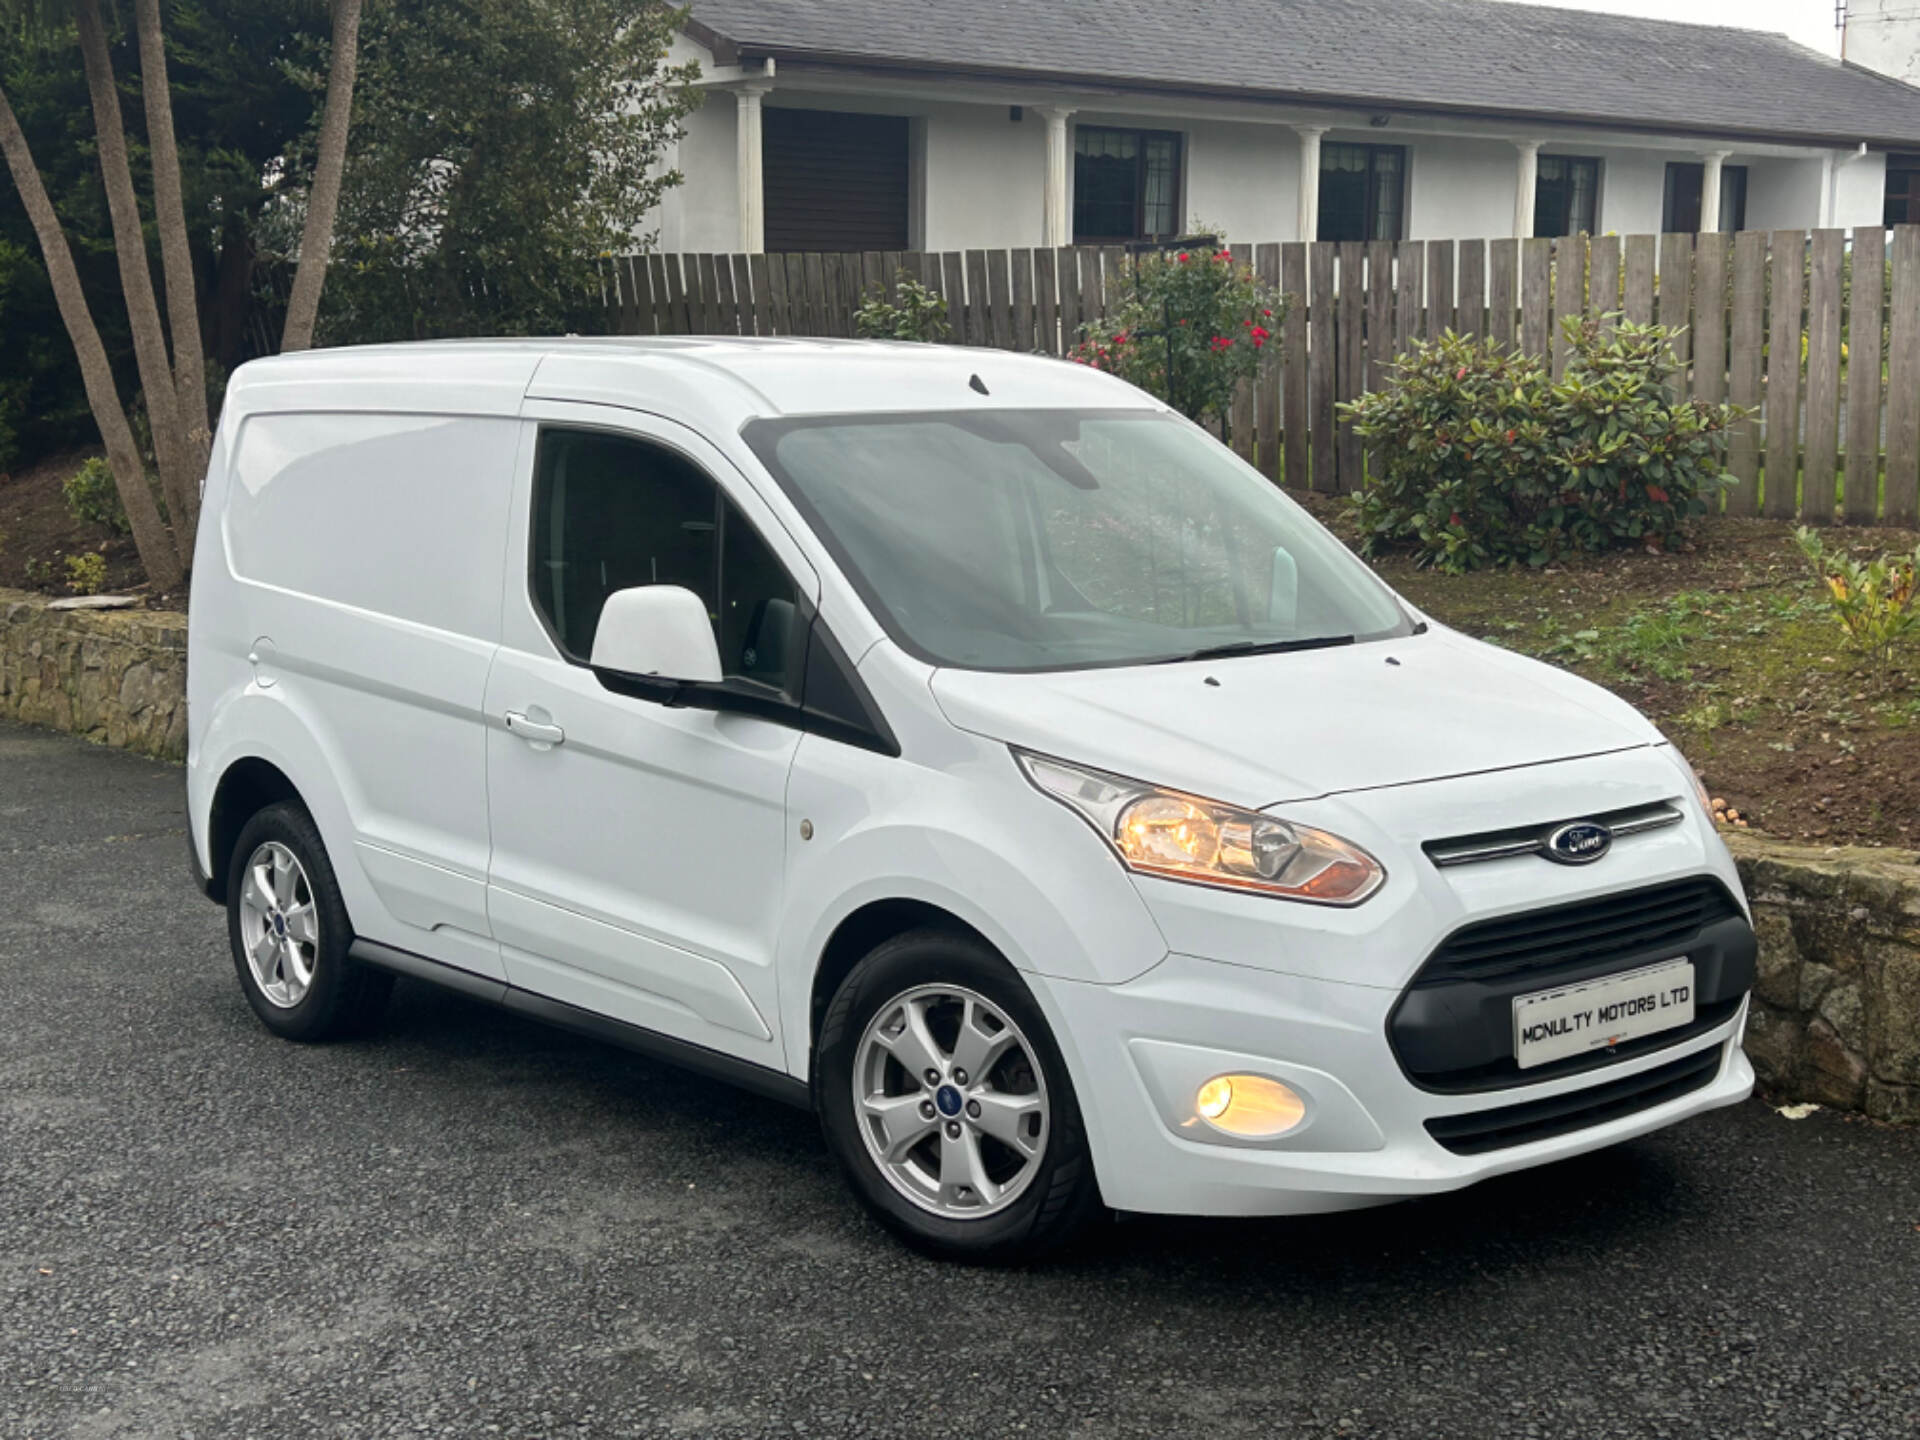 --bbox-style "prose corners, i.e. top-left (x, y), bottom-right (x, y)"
top-left (187, 338), bottom-right (1757, 1259)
